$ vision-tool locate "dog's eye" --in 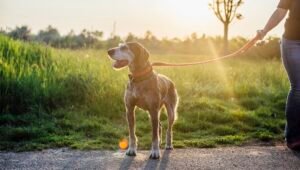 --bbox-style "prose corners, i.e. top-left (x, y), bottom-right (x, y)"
top-left (120, 45), bottom-right (128, 51)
